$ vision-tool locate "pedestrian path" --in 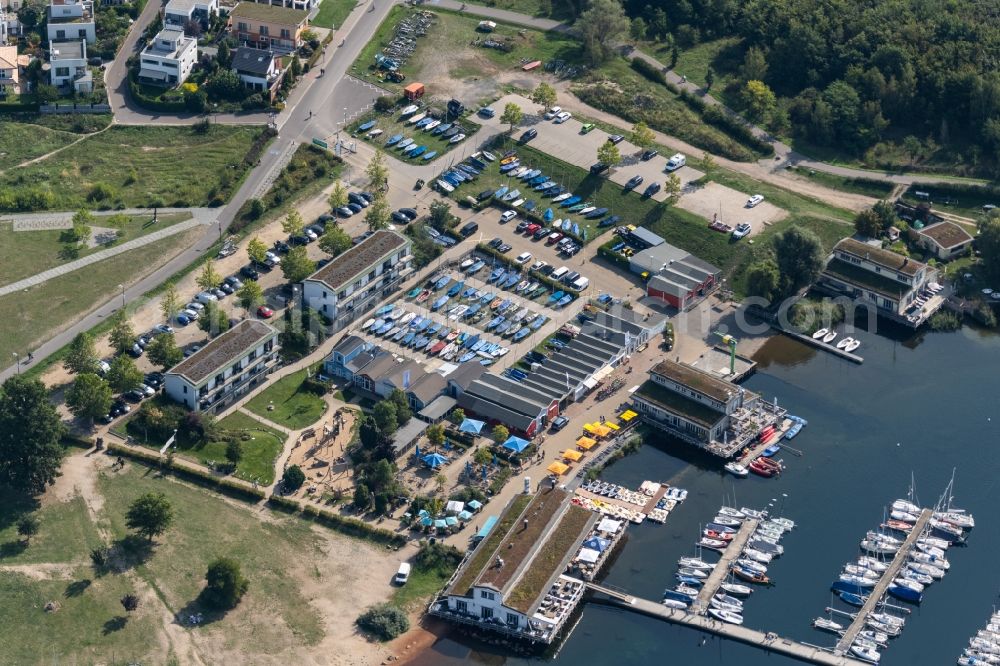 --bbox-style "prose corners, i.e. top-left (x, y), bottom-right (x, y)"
top-left (0, 216), bottom-right (206, 296)
top-left (2, 207), bottom-right (214, 231)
